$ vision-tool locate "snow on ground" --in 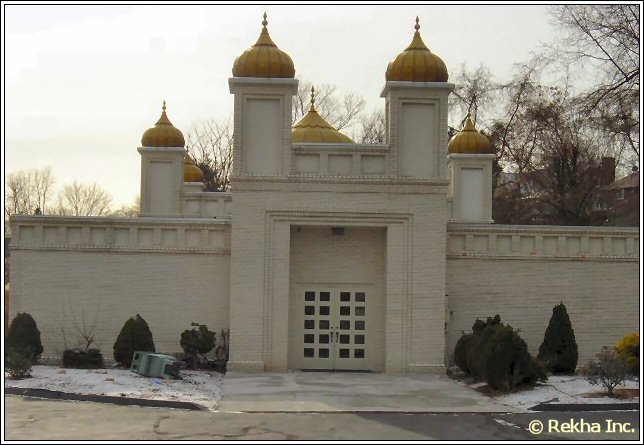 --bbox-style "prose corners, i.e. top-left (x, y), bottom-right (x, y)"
top-left (6, 366), bottom-right (639, 413)
top-left (5, 365), bottom-right (224, 412)
top-left (494, 375), bottom-right (640, 412)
